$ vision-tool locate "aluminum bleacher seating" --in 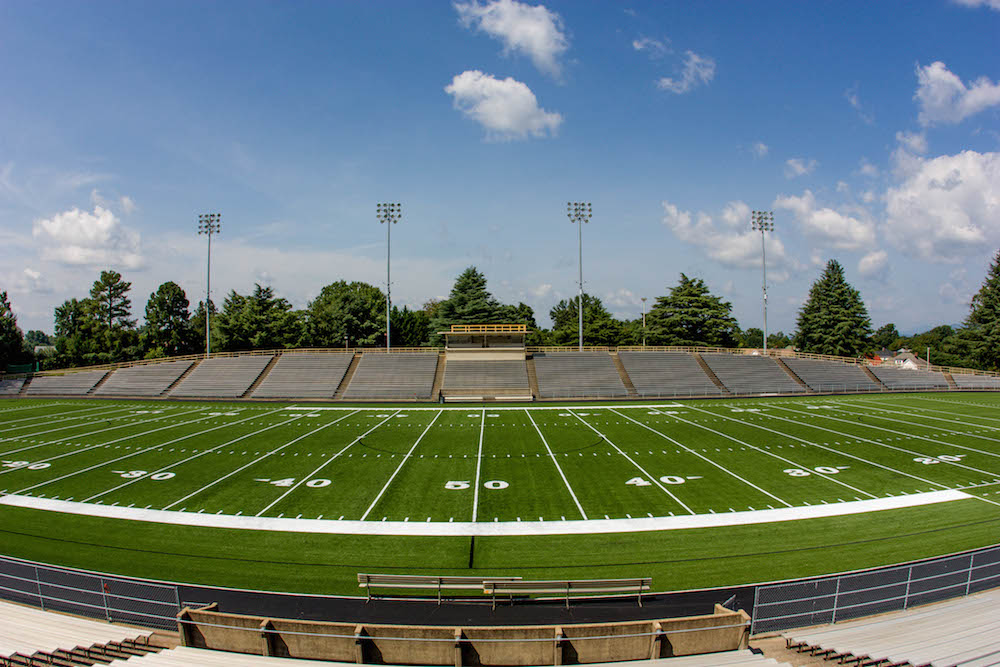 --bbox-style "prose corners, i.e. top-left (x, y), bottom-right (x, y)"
top-left (442, 360), bottom-right (529, 391)
top-left (781, 358), bottom-right (878, 392)
top-left (618, 352), bottom-right (721, 397)
top-left (701, 354), bottom-right (805, 394)
top-left (253, 353), bottom-right (354, 399)
top-left (94, 360), bottom-right (194, 397)
top-left (533, 352), bottom-right (627, 399)
top-left (783, 587), bottom-right (1000, 667)
top-left (868, 365), bottom-right (949, 390)
top-left (169, 355), bottom-right (273, 398)
top-left (0, 377), bottom-right (25, 395)
top-left (24, 370), bottom-right (109, 395)
top-left (951, 373), bottom-right (1000, 389)
top-left (342, 353), bottom-right (438, 400)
